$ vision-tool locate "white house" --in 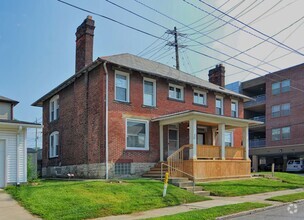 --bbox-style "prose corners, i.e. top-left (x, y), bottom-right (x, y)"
top-left (0, 96), bottom-right (41, 188)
